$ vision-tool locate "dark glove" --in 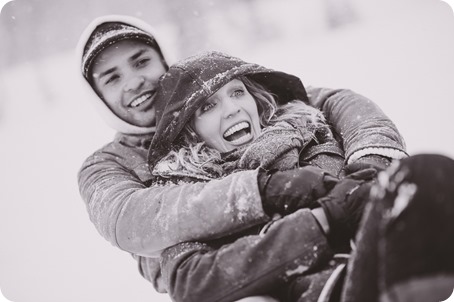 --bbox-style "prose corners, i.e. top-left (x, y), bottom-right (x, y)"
top-left (343, 155), bottom-right (391, 175)
top-left (317, 168), bottom-right (377, 248)
top-left (258, 166), bottom-right (338, 216)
